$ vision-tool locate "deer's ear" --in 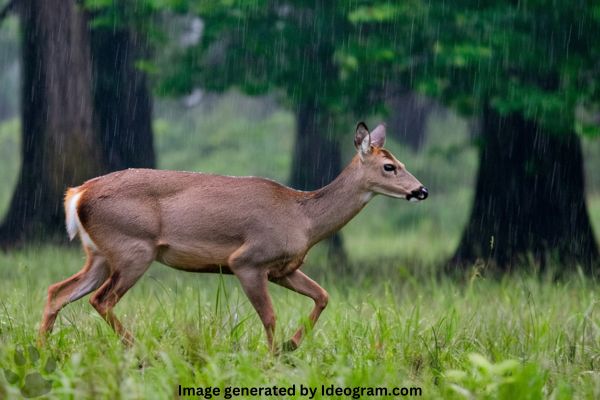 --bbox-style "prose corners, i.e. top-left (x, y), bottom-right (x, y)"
top-left (370, 124), bottom-right (386, 148)
top-left (354, 122), bottom-right (370, 152)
